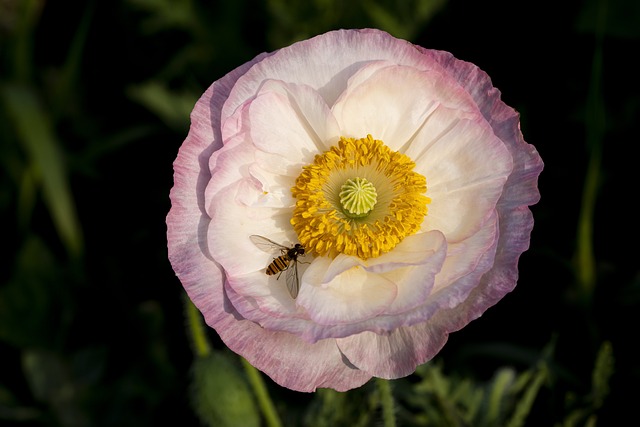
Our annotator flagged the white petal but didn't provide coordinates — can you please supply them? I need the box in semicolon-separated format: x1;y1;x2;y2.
414;115;513;242
247;80;340;163
220;29;440;122
332;63;481;151
208;184;292;277
433;211;499;293
205;134;253;204
379;231;448;314
297;257;397;325
336;322;448;379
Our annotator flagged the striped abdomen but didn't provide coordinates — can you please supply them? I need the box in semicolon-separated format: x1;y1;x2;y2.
266;255;290;275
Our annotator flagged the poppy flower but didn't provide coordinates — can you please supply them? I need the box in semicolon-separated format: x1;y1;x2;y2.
167;29;543;392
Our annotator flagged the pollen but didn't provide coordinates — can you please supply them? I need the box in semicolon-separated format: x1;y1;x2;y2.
290;135;430;260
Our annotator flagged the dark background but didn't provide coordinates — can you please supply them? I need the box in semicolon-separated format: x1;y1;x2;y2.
2;0;638;425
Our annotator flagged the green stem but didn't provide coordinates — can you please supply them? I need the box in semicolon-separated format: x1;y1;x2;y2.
12;0;39;81
185;297;211;357
576;148;599;298
241;358;283;427
377;378;397;427
575;0;605;302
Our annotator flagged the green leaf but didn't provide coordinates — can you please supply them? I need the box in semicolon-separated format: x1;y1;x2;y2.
591;341;614;409
127;81;198;133
5;0;43;81
486;368;516;424
304;383;375;427
506;366;547;427
191;352;260;427
127;0;195;33
1;84;83;257
363;0;446;40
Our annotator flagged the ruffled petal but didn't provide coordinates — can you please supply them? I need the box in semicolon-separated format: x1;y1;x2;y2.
168;54;262;301
336;323;449;379
333;63;479;151
207;183;294;279
248;80;341;165
379;231;448;315
424;49;543;207
422;48;543;313
431;212;499;293
225;232;445;342
336;215;500;379
168;57;372;392
226;320;372;392
204;133;256;211
220;29;440;123
297;257;398;324
414;114;513;242
224;269;305;322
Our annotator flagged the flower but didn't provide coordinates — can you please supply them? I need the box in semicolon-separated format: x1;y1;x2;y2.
167;29;543;392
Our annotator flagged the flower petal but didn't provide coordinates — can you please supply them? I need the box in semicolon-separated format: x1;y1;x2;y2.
414;114;513;242
168;56;372;392
336;215;499;379
227;321;372;392
208;184;292;278
379;231;448;315
424;49;543;207
297;257;398;325
432;211;499;293
217;276;373;392
311;231;449;317
248;80;340;164
424;48;543;311
204;133;255;209
332;63;478;150
337;323;449;379
168;53;261;291
225;270;305;321
220;29;437;123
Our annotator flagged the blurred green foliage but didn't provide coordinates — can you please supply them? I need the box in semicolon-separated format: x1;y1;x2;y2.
191;352;260;427
1;0;638;425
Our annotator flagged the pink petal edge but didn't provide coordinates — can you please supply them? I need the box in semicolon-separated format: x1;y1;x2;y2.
167;52;371;392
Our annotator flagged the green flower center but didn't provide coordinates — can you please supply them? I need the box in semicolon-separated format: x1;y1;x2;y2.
339;177;378;218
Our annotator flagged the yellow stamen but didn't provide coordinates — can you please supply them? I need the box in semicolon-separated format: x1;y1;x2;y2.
291;135;430;260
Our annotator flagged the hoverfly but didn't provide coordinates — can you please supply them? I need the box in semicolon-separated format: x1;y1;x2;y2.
250;235;306;299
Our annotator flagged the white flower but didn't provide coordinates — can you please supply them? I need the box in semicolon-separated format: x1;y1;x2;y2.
167;29;543;392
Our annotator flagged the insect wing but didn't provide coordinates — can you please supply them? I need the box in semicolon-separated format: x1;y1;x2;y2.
250;235;303;299
250;235;288;254
285;259;301;299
